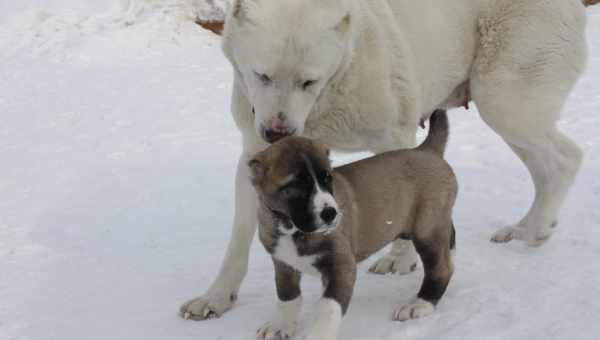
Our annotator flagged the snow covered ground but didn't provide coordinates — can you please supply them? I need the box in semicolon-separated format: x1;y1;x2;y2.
1;2;599;340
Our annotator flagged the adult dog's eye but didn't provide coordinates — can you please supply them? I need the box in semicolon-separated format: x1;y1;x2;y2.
301;80;317;90
255;72;272;85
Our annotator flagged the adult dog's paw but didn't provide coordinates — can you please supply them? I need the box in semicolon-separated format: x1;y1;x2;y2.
491;223;555;247
392;299;435;321
256;320;297;340
368;252;417;275
179;292;236;321
490;226;524;243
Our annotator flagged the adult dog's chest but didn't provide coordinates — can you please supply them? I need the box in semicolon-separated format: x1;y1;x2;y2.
302;93;393;152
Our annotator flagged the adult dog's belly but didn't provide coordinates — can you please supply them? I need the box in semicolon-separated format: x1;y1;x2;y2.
387;1;481;111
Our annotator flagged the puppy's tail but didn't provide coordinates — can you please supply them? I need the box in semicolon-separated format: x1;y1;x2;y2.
417;109;449;157
584;0;599;7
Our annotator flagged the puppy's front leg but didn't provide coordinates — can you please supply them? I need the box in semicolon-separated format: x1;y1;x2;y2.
257;260;302;340
305;257;356;340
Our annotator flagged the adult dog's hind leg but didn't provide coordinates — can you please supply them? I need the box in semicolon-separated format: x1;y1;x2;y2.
485;125;583;246
472;80;584;246
472;0;586;246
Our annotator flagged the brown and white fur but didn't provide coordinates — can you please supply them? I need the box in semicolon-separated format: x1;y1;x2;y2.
251;111;456;340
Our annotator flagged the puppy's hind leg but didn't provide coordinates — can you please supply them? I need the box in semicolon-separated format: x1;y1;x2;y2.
393;221;453;321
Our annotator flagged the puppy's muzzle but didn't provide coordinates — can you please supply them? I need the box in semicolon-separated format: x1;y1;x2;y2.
320;207;338;224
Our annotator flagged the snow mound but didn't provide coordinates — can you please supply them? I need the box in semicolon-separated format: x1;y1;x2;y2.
0;0;226;62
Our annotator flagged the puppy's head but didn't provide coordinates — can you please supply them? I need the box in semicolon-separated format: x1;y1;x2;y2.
249;137;339;233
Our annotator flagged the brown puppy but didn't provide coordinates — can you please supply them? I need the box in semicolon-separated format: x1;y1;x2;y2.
250;110;457;340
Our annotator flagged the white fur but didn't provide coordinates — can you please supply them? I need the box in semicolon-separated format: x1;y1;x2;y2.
369;238;418;274
273;235;320;276
392;298;435;321
277;221;297;236
304;298;343;340
312;190;337;221
310;179;338;231
182;0;588;320
257;297;302;340
304;153;340;230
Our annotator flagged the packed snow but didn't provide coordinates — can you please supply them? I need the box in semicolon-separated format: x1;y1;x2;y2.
1;2;599;340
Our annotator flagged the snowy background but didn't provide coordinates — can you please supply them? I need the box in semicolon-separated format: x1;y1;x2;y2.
1;2;599;340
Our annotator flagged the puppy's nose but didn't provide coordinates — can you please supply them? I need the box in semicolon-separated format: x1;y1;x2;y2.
320;207;337;224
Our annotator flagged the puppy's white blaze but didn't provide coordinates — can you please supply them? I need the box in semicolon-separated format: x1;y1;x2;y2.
273;235;320;276
304;298;343;340
303;155;338;227
309;171;338;227
313;189;337;213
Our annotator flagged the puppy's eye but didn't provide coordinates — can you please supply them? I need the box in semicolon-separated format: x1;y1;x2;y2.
279;185;296;198
301;79;317;90
255;72;272;85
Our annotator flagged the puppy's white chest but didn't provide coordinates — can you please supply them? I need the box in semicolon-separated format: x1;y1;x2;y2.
273;236;320;276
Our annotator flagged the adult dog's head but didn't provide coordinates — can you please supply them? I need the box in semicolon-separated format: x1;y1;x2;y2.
248;137;340;234
222;0;357;144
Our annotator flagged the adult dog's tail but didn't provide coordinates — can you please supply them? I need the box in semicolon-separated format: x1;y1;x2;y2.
418;109;449;157
584;0;599;7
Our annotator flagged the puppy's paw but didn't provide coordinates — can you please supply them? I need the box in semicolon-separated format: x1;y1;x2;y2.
179;292;236;321
256;320;297;340
368;253;417;275
392;299;435;321
490;226;524;243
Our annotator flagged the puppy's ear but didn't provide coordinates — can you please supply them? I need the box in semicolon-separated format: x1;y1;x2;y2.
312;140;331;158
248;153;267;185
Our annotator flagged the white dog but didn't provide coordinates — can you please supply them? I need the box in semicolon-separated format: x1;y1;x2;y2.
181;0;591;323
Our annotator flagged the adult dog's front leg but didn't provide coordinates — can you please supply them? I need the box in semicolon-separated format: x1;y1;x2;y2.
180;152;259;320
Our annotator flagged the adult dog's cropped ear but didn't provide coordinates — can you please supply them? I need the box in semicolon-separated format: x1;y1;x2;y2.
248;154;267;186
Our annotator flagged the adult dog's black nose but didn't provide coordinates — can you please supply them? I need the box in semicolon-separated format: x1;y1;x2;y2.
320;207;338;224
264;129;292;144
